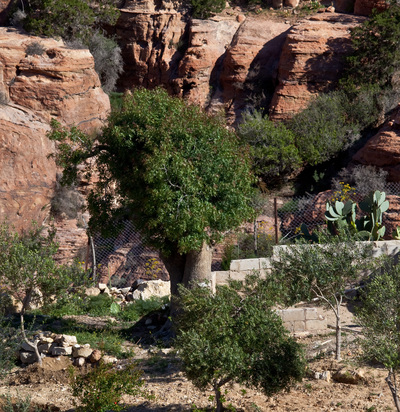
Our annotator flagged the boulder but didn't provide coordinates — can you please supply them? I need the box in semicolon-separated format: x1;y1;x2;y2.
89;349;102;363
332;368;365;384
72;346;93;358
353;105;400;182
269;14;365;121
132;280;171;300
20;351;37;364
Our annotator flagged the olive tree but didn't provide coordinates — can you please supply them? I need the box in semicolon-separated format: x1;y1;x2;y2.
356;260;400;411
0;223;80;365
49;88;255;297
175;274;305;412
271;230;373;361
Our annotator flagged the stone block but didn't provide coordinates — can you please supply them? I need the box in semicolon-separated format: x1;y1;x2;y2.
51;346;72;356
74;357;86;367
38;343;52;354
293;320;306;332
21;341;36;352
228;271;247;282
60;334;77;346
279;308;305;322
72;346;93;358
304;308;318;320
20;351;37;364
306;319;327;331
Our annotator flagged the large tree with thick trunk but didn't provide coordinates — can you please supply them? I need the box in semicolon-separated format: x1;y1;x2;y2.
49;88;255;296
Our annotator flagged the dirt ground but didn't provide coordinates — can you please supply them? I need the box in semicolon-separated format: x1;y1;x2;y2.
0;304;397;412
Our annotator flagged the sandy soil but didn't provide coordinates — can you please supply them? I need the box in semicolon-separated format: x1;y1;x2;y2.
0;304;396;412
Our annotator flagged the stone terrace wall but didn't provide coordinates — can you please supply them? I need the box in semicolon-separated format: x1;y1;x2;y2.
211;240;400;333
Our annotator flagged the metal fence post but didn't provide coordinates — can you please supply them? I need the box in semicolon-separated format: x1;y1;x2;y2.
274;197;278;245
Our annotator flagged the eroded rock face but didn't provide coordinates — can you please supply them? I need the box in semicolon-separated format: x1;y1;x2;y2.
116;1;186;90
214;17;289;123
0;28;110;232
354;0;387;16
174;16;240;107
353;105;400;182
269;13;365;121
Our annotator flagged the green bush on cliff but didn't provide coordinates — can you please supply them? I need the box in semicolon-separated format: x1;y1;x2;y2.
238;110;301;184
187;0;226;18
21;0;122;92
343;4;400;90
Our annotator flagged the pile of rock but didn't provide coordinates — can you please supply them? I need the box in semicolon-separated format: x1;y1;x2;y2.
19;332;116;366
85;279;171;304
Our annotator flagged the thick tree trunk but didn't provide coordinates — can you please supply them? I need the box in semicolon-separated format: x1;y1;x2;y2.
161;242;212;318
161;242;212;296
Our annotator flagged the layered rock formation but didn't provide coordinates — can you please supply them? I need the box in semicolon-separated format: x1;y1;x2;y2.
214;17;289;122
115;0;186;89
353;105;400;182
269;13;365;121
0;28;110;232
116;2;365;123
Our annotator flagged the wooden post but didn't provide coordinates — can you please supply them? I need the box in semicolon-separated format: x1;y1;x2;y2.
274;197;279;245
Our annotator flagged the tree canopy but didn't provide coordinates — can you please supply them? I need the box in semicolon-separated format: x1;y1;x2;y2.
49;88;255;291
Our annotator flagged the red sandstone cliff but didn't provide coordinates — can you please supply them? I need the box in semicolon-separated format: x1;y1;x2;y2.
0;28;110;235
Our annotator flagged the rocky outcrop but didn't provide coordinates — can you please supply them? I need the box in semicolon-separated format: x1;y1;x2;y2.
0;28;110;232
269;13;365;121
214;17;289;123
174;16;240;107
0;0;12;25
353;0;387;16
353;105;400;182
115;0;186;90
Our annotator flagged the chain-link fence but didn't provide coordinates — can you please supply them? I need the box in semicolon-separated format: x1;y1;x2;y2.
86;182;400;283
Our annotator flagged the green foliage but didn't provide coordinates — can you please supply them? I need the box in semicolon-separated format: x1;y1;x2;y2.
49;88;255;256
272;230;374;359
0;392;46;412
24;0;119;43
357;260;400;371
0;222;79;315
238;110;301;184
187;0;226;18
273;230;372;305
42;291;168;323
0;318;19;379
287;91;361;166
343;5;400;90
325;190;389;241
356;259;400;411
175;274;305;411
71;361;146;412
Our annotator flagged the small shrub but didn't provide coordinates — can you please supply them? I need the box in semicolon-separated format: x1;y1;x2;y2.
25;42;45;56
0;318;20;379
287;91;361;166
9;9;27;27
1;392;44;412
88;31;123;93
71;361;146;412
332;165;388;196
187;0;226;18
175;274;305;412
238;110;301;184
51;174;85;219
343;5;400;90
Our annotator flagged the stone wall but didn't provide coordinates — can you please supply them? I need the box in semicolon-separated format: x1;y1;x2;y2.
211;240;400;333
